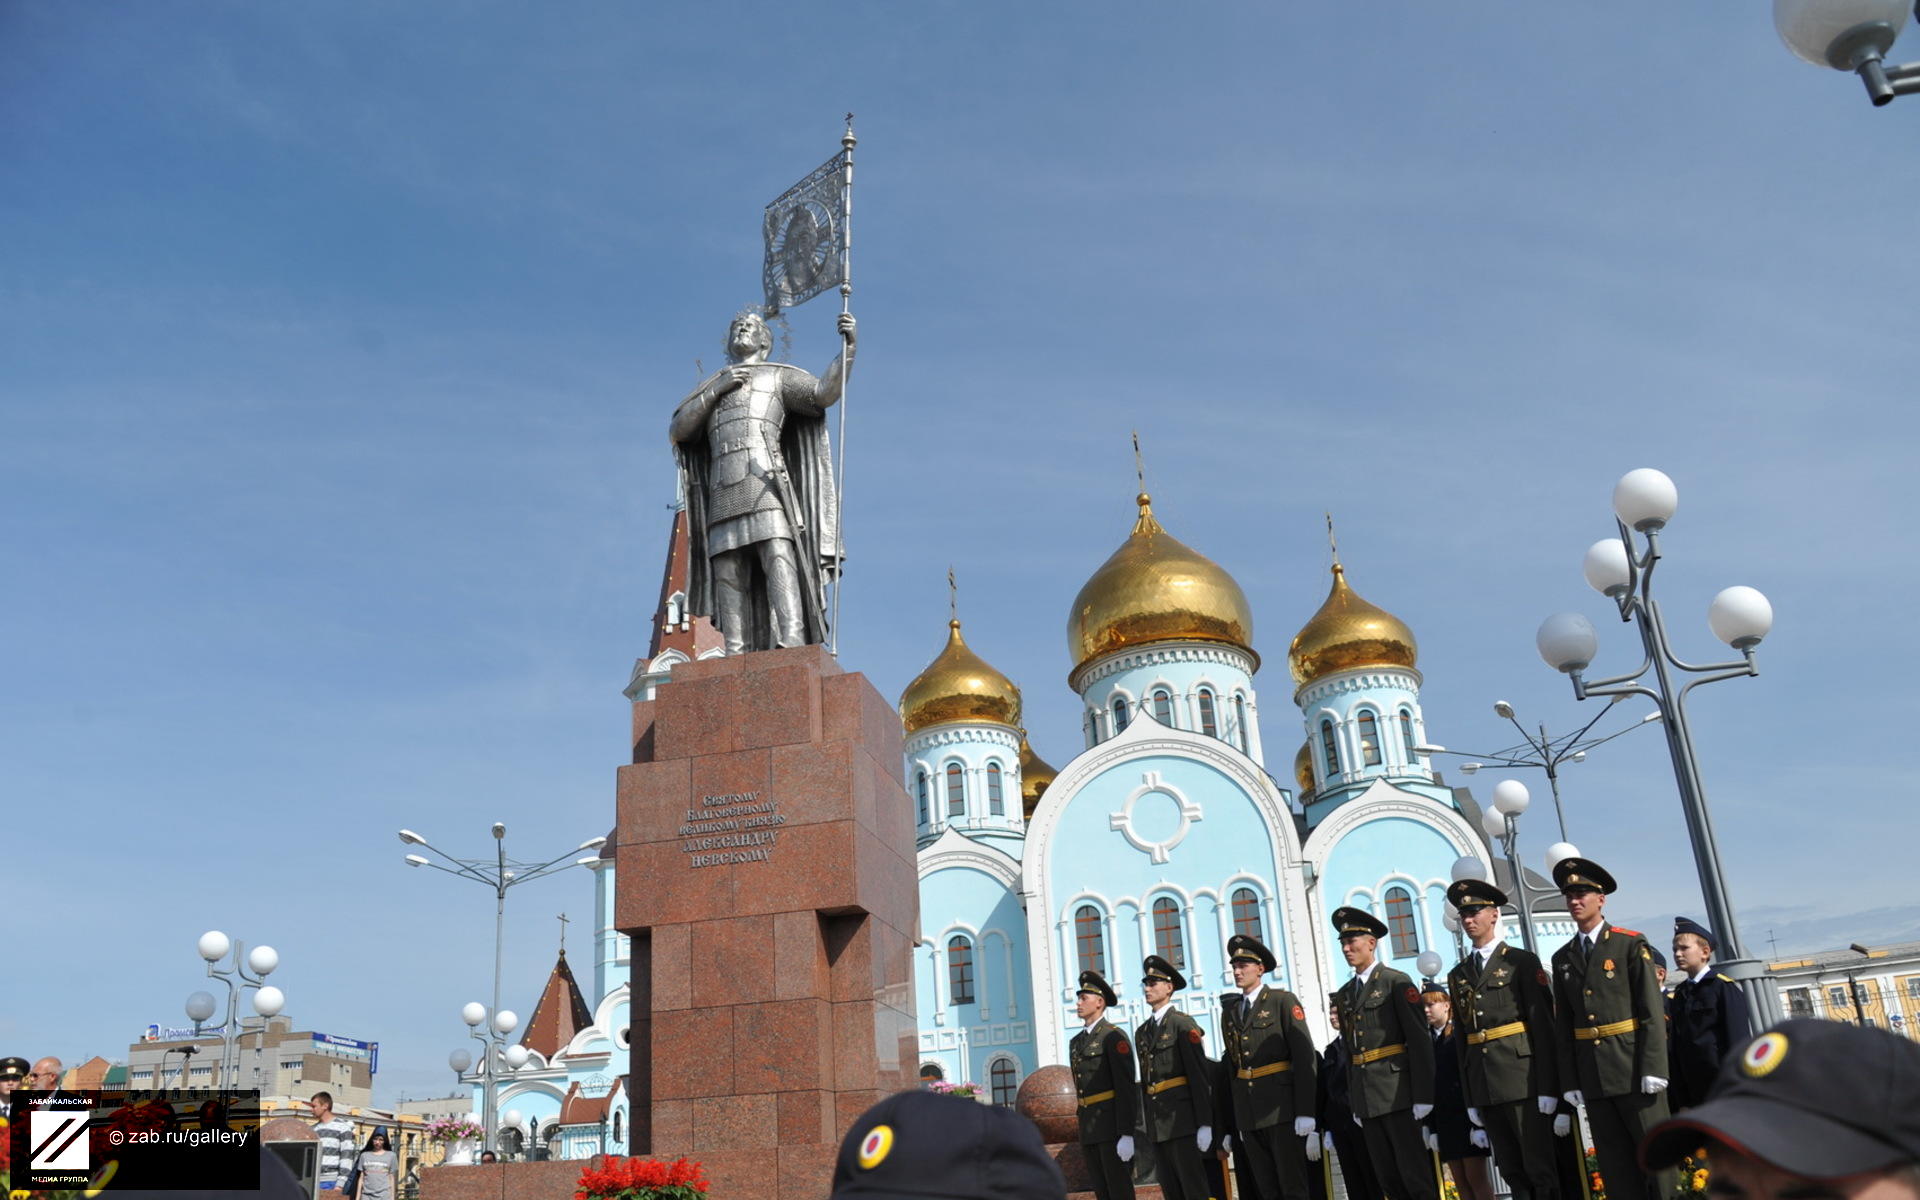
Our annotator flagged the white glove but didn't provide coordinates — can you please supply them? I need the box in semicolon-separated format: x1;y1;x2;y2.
1537;1096;1557;1115
1553;1113;1572;1138
1422;1127;1437;1152
1197;1125;1213;1153
1470;1130;1489;1150
1466;1107;1483;1127
1411;1103;1433;1121
1221;1134;1232;1155
1323;1131;1335;1151
1116;1135;1134;1163
1294;1116;1316;1137
1642;1076;1668;1095
1563;1090;1584;1108
1306;1132;1322;1162
1353;1114;1363;1129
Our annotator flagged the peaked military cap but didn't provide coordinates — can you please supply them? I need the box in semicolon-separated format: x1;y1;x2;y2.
1641;1019;1920;1178
1227;933;1277;972
1076;970;1118;1008
1331;906;1387;939
1674;915;1716;951
0;1056;25;1081
831;1089;1066;1200
1446;878;1508;912
1419;977;1448;999
1649;946;1668;971
1551;856;1617;895
1142;954;1186;991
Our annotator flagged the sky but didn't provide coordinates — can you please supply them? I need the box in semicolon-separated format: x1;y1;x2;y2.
6;3;1919;1106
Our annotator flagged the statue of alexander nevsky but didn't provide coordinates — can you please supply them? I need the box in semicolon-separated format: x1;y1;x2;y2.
670;309;855;655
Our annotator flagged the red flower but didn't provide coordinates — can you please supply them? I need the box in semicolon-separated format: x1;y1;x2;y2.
576;1156;710;1200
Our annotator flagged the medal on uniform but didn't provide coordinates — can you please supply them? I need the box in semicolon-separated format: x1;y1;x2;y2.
1603;958;1615;978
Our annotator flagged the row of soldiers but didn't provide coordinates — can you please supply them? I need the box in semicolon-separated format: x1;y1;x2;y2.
1068;855;1751;1200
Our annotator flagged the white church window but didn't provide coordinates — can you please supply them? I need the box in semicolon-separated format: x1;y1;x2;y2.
945;763;965;818
1075;905;1107;976
1320;720;1339;776
1400;710;1417;760
1151;688;1173;726
916;770;930;825
1231;887;1263;942
987;764;1005;816
1384;887;1420;958
1357;710;1382;766
948;935;975;1004
1234;695;1249;752
1112;697;1129;734
990;1057;1020;1107
1152;897;1187;970
1197;688;1219;738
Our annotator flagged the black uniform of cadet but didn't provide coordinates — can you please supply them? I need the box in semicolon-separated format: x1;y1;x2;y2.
1071;971;1140;1200
1664;916;1752;1112
1548;858;1675;1200
1423;977;1489;1166
1136;955;1214;1200
1444;879;1561;1200
1331;907;1437;1200
1219;934;1319;1200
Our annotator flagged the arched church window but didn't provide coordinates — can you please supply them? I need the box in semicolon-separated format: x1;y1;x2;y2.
1231;887;1263;941
948;934;975;1004
1400;710;1418;760
1384;887;1420;958
1152;896;1186;970
990;1057;1019;1107
945;763;965;818
1197;688;1219;738
919;1062;946;1083
1234;695;1250;752
1320;719;1339;776
916;770;930;825
1075;905;1106;976
1151;688;1173;726
987;764;1005;816
1112;697;1129;734
1357;710;1382;766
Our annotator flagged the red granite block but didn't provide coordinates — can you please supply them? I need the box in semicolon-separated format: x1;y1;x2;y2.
655;672;745;761
831;1000;879;1089
690;915;775;1002
631;698;658;764
778;1142;840;1200
735;998;833;1094
870;1001;916;1090
767;741;857;829
653;1007;732;1099
833;1089;885;1140
821;672;903;764
824;914;872;1004
867;757;915;851
650;1099;693;1155
688;748;772;812
651;922;692;1012
735;662;822;750
776;1089;834;1145
688;1146;780;1199
848;828;918;936
871;916;915;997
616;758;690;846
618;839;736;929
737;821;855;915
667;654;749;684
691;1092;779;1151
772;909;827;1001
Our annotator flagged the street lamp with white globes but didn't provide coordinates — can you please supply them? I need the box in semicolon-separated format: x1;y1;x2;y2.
1536;467;1780;1026
1773;0;1920;106
191;929;284;1091
460;1002;524;1155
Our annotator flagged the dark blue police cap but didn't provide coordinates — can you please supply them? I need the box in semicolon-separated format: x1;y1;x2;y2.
831;1089;1066;1200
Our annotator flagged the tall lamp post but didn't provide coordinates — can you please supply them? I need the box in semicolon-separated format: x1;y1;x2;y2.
457;1002;529;1155
1535;467;1781;1027
1773;0;1920;106
1414;698;1661;843
189;931;286;1090
400;822;603;1152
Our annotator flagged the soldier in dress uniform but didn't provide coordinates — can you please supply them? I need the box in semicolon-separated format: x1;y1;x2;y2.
1136;955;1214;1200
1218;933;1319;1200
1548;857;1675;1200
1331;907;1437;1200
1444;879;1561;1200
1071;970;1139;1200
1666;916;1752;1111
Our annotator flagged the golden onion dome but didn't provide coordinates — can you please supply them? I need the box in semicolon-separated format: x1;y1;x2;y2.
1067;493;1257;678
899;619;1022;735
1287;563;1418;688
1294;740;1315;796
1018;735;1057;821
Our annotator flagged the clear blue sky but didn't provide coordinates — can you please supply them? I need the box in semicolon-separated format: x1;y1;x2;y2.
6;3;1917;1104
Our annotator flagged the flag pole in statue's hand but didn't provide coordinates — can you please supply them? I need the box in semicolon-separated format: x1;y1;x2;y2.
830;114;855;658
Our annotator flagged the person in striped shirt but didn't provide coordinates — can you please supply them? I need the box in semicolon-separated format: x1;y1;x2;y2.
308;1091;356;1191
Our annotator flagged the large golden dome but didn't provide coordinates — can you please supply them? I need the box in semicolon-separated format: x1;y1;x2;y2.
1287;563;1418;687
899;620;1022;735
1294;740;1315;796
1018;735;1056;821
1067;493;1257;677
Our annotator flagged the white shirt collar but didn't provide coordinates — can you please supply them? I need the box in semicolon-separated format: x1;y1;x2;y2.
1689;966;1713;984
1242;982;1264;1002
1474;939;1502;962
1355;963;1377;985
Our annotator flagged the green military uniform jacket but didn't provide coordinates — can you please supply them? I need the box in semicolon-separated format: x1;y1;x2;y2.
1550;922;1668;1100
1337;964;1434;1119
1071;1016;1140;1145
1447;941;1559;1107
1219;985;1318;1132
1135;1005;1213;1142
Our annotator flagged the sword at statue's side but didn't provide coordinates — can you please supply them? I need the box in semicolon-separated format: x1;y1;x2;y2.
829;114;855;658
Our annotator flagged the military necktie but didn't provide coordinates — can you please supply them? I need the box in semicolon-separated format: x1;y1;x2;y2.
1468;952;1483;984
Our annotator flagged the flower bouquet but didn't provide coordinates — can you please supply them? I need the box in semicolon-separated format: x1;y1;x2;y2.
575;1156;709;1200
426;1118;484;1143
926;1079;982;1101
